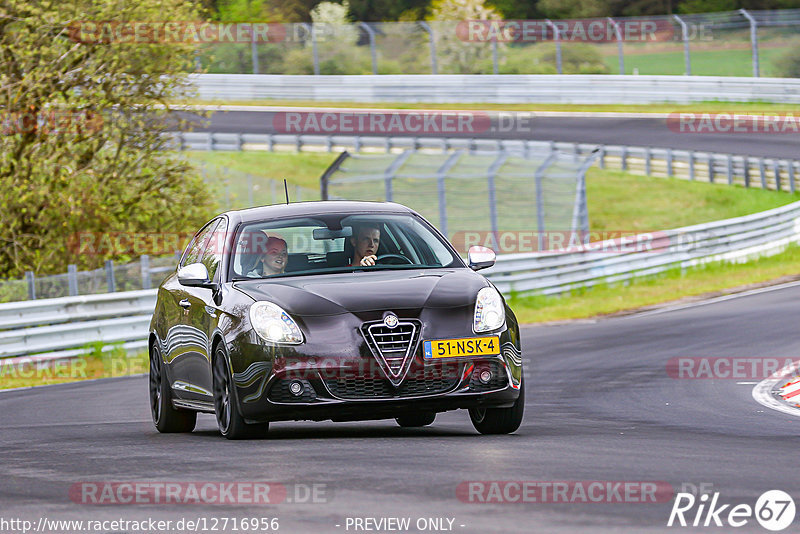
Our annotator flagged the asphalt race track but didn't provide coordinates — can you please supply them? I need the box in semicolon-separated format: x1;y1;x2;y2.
2;284;799;533
188;110;800;159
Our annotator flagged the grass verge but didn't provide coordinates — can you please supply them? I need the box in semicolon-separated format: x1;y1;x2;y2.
508;244;800;323
0;344;148;390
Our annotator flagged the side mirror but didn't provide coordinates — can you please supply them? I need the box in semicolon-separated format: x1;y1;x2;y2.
468;245;496;271
177;262;211;287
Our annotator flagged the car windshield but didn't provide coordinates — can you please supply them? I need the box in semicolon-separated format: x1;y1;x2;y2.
229;213;461;279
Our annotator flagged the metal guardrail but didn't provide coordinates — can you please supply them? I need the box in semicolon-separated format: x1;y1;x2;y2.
0;290;156;360
4;197;800;362
190;74;800;104
173;132;800;193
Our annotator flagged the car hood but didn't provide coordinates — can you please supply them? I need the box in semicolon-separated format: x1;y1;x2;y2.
233;268;489;316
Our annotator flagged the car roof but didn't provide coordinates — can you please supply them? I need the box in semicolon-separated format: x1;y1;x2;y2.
224;200;415;224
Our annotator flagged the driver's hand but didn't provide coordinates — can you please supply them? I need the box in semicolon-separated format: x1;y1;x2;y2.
360;255;377;266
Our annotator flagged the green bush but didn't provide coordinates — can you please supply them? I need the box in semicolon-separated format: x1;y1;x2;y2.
486;43;610;74
772;48;800;78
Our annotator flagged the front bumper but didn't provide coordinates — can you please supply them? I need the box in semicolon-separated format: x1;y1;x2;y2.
232;345;522;424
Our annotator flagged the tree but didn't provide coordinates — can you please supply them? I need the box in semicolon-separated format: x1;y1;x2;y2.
0;0;214;277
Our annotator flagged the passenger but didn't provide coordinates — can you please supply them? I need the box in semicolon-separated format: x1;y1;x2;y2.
248;235;288;277
350;224;381;267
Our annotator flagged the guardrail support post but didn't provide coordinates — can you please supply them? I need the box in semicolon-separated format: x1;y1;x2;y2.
740;9;760;77
26;271;36;300
141;255;151;290
673;15;691;76
105;260;116;293
360;23;378;75
666;148;674;177
608;18;624;74
708;155;714;183
546;20;563;74
419;22;438;75
727;155;734;185
689;151;695;181
789;161;796;193
744;157;751;187
67;264;78;296
759;158;767;189
621;146;628;171
773;161;781;191
598;145;606;169
645;147;652;176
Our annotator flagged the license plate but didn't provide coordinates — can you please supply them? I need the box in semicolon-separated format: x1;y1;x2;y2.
423;336;500;359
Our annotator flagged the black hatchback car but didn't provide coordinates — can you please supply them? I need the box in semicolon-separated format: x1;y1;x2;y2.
149;201;523;439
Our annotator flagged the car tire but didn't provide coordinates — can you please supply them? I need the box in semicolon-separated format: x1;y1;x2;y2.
468;376;525;435
213;346;269;440
149;343;197;433
395;412;436;427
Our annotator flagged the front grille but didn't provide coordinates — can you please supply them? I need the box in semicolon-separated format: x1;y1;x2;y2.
365;322;417;375
323;364;460;399
469;360;508;392
268;379;317;403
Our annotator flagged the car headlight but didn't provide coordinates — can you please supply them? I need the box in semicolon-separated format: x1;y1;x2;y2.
249;301;304;344
473;287;506;333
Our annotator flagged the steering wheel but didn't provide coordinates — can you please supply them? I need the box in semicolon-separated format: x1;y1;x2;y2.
375;254;413;265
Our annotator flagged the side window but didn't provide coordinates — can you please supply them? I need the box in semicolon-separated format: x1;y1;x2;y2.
181;220;220;268
201;218;227;281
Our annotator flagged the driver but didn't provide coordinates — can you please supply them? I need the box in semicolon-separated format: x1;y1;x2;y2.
350;224;380;267
248;234;288;277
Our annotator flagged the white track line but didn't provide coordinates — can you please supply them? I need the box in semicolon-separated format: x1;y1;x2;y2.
752;359;800;418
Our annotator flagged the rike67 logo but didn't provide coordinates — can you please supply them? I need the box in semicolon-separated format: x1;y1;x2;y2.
668;490;796;531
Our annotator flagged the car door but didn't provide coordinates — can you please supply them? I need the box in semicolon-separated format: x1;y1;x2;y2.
181;217;228;400
167;219;220;401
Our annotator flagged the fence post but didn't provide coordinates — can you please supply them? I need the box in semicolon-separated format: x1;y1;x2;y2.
141;255;152;289
360;23;378;75
419;22;438;75
302;23;320;75
546;20;562;74
486;152;508;250
491;36;499;75
105;260;116;293
598;145;606;169
435;151;463;239
740;9;760;77
26;271;36;300
534;153;556;251
67;264;78;296
673;15;691;76
251;24;259;74
319;150;350;201
607;17;624;74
